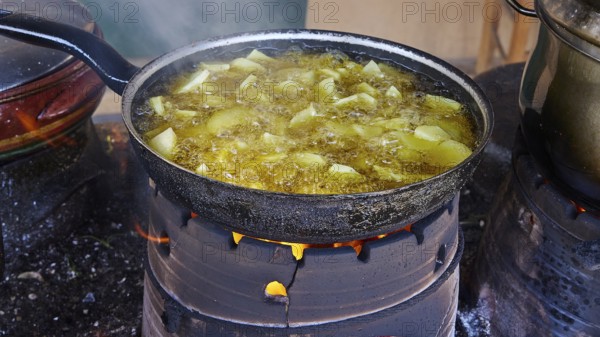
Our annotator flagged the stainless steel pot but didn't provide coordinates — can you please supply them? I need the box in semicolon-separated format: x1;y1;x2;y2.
508;0;600;205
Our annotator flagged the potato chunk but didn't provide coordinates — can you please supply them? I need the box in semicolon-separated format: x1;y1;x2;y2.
328;164;363;180
176;69;210;94
414;125;451;142
149;127;177;159
200;63;230;72
427;139;473;166
247;49;274;62
230;58;266;73
334;93;377;110
385;86;402;99
292;152;327;167
362;60;383;76
173;109;198;118
317;77;336;102
206;107;255;134
319;68;341;81
289;104;318;128
357;82;378;97
423;94;462;112
149;96;165;116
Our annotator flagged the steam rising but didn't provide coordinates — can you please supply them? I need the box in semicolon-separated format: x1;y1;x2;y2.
79;0;307;58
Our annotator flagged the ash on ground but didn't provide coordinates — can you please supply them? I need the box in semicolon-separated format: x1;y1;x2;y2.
0;121;149;336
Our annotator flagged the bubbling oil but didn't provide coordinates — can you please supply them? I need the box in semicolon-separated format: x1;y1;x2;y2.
137;49;477;194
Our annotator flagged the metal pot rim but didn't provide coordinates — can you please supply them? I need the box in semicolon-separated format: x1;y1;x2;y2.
538;1;600;62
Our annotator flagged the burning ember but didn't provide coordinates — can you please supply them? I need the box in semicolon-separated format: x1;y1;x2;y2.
569;200;587;214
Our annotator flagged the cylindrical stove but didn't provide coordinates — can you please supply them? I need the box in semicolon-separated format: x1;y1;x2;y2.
474;131;600;337
142;185;463;337
469;57;600;336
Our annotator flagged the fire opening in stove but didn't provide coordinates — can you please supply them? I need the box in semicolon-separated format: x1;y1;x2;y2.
231;221;413;260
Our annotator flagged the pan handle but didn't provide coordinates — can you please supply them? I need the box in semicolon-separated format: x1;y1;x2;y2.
0;10;139;95
505;0;537;17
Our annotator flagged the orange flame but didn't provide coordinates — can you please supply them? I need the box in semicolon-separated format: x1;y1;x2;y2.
134;223;170;244
190;212;412;260
569;200;587;214
232;223;412;260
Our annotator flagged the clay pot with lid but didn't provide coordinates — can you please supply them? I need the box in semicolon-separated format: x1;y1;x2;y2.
0;0;106;276
508;0;600;205
0;0;105;162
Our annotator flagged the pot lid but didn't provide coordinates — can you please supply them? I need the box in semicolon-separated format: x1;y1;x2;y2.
0;0;95;91
539;0;600;48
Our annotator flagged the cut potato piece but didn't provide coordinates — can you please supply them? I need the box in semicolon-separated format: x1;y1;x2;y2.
325;121;356;137
144;125;170;140
336;68;349;76
362;60;382;76
319;68;341;81
200;63;230;72
176;69;210;94
195;163;210;175
344;61;360;70
427;139;472;166
239;74;266;102
333;93;377;110
420;115;473;145
240;74;258;92
385;86;402;99
149;96;165;116
258;152;287;162
356;82;378;97
333;94;359;107
373;165;432;184
261;132;291;147
372;117;412;130
390;131;438;151
328;164;362;180
357;93;377;110
317;77;336;103
247;49;274;62
202;95;227;108
423;94;462;112
373;165;404;182
233;139;249;151
174;109;198;118
292;152;327;167
414;125;451;142
275;80;302;96
351;124;384;139
289;104;318;127
149;127;177;159
230;58;266;73
298;70;315;84
206;107;255;134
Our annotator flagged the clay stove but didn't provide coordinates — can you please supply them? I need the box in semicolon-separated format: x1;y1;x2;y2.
141;186;463;337
471;66;600;336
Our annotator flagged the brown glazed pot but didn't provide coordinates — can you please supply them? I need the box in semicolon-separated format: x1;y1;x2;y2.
0;1;105;161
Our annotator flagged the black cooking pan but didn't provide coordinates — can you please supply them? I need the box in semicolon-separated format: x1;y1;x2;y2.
0;10;493;243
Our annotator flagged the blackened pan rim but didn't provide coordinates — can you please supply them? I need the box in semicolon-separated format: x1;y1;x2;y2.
121;29;493;199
